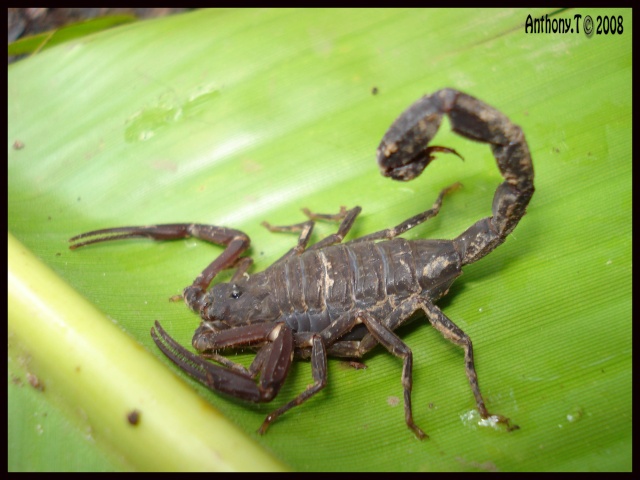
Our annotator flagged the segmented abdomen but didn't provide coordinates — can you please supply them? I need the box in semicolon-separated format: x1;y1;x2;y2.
266;238;462;333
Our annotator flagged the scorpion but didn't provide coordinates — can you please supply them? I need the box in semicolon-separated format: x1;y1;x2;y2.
70;89;534;439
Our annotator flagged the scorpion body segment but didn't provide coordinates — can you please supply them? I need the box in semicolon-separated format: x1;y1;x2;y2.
70;89;533;439
194;237;463;346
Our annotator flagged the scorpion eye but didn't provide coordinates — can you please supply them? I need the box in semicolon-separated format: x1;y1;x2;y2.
230;284;242;299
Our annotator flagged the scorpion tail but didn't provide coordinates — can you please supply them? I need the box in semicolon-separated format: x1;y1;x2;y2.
377;88;534;265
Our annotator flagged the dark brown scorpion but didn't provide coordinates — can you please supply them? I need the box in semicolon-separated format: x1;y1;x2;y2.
70;89;534;439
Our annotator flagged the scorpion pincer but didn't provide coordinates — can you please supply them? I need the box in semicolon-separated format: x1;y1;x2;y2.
70;88;534;439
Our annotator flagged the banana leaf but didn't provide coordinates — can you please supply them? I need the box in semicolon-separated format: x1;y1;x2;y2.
8;8;631;471
8;14;136;55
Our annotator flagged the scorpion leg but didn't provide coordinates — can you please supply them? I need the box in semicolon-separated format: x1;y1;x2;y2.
352;298;518;430
258;334;328;434
305;310;428;439
229;256;253;283
349;182;461;244
307;206;361;250
261;218;315;257
354;310;426;440
262;206;362;261
420;301;514;428
324;297;515;435
69;224;251;313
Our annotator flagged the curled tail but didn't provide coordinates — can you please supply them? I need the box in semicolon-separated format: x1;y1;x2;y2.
377;88;534;265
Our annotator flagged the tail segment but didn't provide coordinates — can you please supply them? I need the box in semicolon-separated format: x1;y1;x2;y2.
377;88;534;265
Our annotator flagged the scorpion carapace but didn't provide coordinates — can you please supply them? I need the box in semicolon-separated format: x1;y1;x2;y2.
70;89;533;439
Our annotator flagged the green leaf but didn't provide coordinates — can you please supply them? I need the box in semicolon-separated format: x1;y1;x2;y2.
8;233;287;471
8;8;631;471
8;14;136;55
